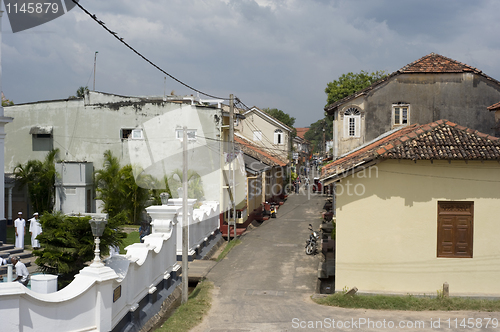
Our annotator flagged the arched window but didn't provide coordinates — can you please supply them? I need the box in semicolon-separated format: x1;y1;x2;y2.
343;107;361;138
274;129;284;144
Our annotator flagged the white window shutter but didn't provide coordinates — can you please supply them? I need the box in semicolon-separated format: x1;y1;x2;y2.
355;116;361;137
343;117;349;137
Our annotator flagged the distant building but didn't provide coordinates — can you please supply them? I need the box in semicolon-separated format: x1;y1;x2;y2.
325;53;500;158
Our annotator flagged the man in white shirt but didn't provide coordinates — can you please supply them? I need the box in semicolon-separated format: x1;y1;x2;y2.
29;212;42;249
11;256;29;286
14;212;25;249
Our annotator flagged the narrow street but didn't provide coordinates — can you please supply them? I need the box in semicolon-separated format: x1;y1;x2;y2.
191;173;498;332
191;185;328;332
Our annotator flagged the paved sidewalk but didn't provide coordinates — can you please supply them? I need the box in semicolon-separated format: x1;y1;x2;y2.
190;191;498;332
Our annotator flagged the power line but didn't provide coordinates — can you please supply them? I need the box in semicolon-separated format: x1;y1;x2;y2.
71;0;228;100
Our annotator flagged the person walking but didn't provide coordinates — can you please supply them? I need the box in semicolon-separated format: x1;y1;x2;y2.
11;256;30;286
14;212;26;249
29;212;42;249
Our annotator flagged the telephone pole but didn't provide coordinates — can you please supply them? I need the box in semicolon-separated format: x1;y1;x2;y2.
93;51;98;91
182;127;188;304
229;94;236;239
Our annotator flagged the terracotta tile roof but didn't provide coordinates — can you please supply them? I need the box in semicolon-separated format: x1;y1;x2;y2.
295;127;309;139
321;119;500;182
487;101;500;111
399;53;481;74
325;53;500;113
235;135;288;167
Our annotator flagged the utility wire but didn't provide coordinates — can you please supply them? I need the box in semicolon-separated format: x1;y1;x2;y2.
71;0;228;100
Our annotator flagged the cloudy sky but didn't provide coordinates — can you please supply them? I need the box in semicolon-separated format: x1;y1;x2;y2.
1;0;500;127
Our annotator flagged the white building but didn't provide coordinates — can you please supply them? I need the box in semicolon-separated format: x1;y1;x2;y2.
4;91;226;216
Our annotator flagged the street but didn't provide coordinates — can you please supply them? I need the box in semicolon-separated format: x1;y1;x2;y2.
190;182;498;332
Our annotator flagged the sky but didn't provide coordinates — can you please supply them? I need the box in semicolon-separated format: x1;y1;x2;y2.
1;0;500;127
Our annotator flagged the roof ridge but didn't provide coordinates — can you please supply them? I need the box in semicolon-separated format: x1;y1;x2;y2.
325;54;500;113
399;53;481;74
377;119;500;158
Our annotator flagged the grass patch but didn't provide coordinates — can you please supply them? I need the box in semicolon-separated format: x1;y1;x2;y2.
313;292;500;311
155;281;214;332
216;239;241;262
119;230;140;254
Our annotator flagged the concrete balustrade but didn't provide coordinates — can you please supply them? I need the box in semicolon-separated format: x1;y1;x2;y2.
168;199;220;260
0;200;220;332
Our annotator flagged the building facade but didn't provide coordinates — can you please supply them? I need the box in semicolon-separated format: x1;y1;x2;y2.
325;53;500;157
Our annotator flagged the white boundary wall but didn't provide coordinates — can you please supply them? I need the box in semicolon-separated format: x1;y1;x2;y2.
0;201;220;332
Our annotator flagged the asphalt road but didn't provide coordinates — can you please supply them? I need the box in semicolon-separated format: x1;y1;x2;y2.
191;190;498;332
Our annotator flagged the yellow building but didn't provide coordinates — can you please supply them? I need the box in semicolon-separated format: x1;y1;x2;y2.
321;119;500;297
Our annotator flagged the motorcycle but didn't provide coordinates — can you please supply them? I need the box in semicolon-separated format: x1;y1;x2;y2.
270;202;277;218
305;223;320;255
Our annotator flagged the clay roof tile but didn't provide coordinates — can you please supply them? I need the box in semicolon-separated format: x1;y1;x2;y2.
321;119;500;181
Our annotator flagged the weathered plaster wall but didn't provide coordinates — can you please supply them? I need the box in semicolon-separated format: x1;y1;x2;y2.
237;110;290;162
4;92;223;209
335;160;500;296
5;97;180;172
334;73;500;156
364;73;499;141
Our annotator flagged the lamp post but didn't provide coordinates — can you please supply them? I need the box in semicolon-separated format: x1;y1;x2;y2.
93;51;98;91
160;192;170;205
89;218;108;267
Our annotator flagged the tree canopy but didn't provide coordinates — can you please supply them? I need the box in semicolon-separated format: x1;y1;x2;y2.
94;150;154;224
325;70;387;107
304;119;332;153
68;86;89;99
263;108;297;137
34;212;126;289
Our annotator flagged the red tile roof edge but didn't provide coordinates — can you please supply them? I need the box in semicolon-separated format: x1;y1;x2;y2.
487;101;500;111
321;119;500;180
234;135;288;167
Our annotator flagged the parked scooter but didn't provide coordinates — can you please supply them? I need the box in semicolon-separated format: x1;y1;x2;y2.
270;202;277;218
305;223;320;255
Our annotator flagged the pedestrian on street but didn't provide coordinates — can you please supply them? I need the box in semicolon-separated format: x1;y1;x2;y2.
14;212;26;249
29;212;42;250
11;256;30;286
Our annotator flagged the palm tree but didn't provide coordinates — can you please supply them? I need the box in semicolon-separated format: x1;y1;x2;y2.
95;151;154;224
14;149;59;213
76;86;89;98
168;169;204;200
94;150;123;218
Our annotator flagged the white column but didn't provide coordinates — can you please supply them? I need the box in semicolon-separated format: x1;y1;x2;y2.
7;185;12;222
0;11;13;222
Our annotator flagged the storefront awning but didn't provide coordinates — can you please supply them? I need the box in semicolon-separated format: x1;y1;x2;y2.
243;154;270;175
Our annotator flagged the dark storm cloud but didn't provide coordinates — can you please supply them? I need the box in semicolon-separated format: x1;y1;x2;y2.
1;0;500;127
